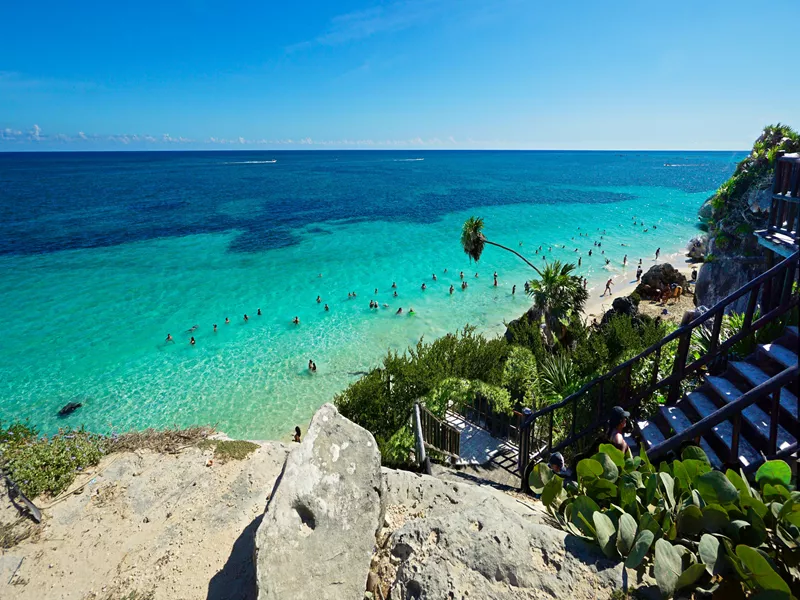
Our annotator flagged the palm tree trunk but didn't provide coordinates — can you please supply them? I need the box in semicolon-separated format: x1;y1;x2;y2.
484;240;542;274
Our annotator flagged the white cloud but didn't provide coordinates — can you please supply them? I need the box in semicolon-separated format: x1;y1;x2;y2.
29;124;42;140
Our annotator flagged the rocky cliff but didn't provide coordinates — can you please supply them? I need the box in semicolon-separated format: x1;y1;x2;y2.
693;124;799;309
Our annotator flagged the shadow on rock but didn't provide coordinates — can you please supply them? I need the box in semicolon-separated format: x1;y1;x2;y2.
207;514;262;600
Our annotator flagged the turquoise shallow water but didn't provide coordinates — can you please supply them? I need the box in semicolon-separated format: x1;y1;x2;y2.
0;151;742;439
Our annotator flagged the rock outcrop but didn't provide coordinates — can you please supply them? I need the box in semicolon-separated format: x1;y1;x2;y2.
635;263;688;299
373;469;630;600
694;258;764;313
254;403;384;600
600;296;638;325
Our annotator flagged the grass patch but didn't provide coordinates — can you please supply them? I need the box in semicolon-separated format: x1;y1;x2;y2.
197;439;260;462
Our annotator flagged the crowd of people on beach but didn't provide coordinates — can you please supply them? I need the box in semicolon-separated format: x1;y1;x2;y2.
163;217;672;372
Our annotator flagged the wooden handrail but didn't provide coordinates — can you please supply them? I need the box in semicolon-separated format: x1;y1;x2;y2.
519;249;799;471
648;366;798;461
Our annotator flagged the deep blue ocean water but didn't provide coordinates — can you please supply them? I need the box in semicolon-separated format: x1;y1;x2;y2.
0;150;744;440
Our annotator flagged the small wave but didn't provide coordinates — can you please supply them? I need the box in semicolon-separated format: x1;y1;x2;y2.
393;158;425;162
224;160;277;165
663;163;706;168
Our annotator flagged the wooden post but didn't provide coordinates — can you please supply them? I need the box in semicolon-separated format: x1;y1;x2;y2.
770;388;780;456
762;251;775;314
710;311;724;352
547;411;554;451
668;331;691;405
744;286;760;329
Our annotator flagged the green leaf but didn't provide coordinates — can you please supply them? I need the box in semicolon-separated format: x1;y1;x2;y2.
659;472;676;509
638;512;661;539
676;562;707;590
726;468;752;498
755;460;792;488
591;452;619;482
695;471;739;505
639;444;652;472
593;511;620;559
762;483;791;503
620;479;637;513
736;544;791;593
699;533;725;576
728;519;766;547
616;511;637;556
701;504;730;533
625;529;654;569
682;459;711;482
681;445;711;465
528;461;553;494
585;478;618;502
654;539;682;598
598;443;625;468
646;473;660;506
672;460;691;492
740;495;769;520
541;475;563;508
678;505;704;536
570;496;600;537
576;458;603;483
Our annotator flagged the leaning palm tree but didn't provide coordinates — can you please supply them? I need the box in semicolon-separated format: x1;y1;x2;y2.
461;217;541;272
461;217;587;342
527;260;589;344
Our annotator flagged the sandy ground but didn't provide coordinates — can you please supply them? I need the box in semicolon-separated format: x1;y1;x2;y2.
1;442;290;600
583;258;697;326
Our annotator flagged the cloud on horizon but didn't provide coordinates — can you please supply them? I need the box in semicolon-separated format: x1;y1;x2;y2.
0;124;467;149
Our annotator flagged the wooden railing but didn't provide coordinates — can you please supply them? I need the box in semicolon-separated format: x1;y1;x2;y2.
518;250;800;474
770;156;800;245
457;395;525;446
415;402;461;459
648;366;799;467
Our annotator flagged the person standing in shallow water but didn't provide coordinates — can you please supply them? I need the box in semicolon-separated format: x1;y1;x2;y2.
293;426;301;443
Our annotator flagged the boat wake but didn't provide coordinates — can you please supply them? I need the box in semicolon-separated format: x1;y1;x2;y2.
393;158;424;162
224;160;277;164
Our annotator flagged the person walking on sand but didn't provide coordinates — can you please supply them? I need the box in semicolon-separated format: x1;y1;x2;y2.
512;284;516;295
623;255;627;266
636;266;643;281
655;248;661;261
578;257;582;267
604;278;613;296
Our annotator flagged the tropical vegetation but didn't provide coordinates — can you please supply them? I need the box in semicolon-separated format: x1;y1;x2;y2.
531;445;800;599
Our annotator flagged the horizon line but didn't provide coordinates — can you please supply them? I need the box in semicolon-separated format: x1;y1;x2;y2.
0;147;750;154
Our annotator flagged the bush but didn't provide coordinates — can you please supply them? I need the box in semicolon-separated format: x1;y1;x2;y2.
532;446;800;599
501;346;539;407
505;312;547;362
629;292;641;306
2;425;107;498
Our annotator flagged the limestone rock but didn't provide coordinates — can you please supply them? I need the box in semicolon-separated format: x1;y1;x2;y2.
379;470;628;600
687;235;707;261
635;263;687;299
695;259;764;314
600;296;638;325
255;404;384;600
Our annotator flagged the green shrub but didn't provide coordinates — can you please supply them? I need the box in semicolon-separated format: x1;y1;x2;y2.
2;426;107;498
505;313;547;362
533;447;799;599
629;292;641;306
501;346;539;407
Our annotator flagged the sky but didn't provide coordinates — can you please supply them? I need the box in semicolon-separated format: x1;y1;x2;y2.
1;0;798;151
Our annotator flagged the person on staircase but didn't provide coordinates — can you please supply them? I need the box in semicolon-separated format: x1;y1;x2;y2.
607;406;631;455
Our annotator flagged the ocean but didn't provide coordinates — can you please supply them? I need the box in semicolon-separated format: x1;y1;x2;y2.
0;150;743;440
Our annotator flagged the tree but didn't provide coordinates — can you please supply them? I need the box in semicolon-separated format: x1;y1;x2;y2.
527;260;588;344
460;217;587;343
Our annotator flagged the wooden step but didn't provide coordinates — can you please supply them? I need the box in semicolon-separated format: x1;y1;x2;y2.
761;343;799;369
706;376;797;451
729;361;799;419
686;391;762;468
658;405;722;468
637;419;665;449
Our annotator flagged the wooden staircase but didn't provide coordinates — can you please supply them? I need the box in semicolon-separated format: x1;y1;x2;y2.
639;324;799;470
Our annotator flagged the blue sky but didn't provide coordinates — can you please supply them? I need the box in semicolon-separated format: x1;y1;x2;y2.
1;0;798;150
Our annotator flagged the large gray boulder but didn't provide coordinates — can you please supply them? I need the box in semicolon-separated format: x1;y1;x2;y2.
255;404;384;600
695;259;764;313
635;263;688;299
376;470;630;600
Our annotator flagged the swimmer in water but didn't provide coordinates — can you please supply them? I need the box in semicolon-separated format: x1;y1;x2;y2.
409;308;415;315
578;257;582;267
190;336;196;345
392;282;397;288
213;324;217;332
605;258;610;265
512;284;516;295
324;304;329;311
460;271;464;280
393;291;398;297
396;307;403;314
311;361;317;372
308;359;314;371
257;308;262;316
432;274;437;281
244;314;249;322
623;255;627;266
348;292;352;298
475;272;479;278
493;276;498;287
421;283;427;290
588;249;593;256
225;317;230;325
166;334;173;342
316;296;321;303
293;316;299;324
374;288;378;294
449;285;454;294
186;325;199;333
352;291;357;297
